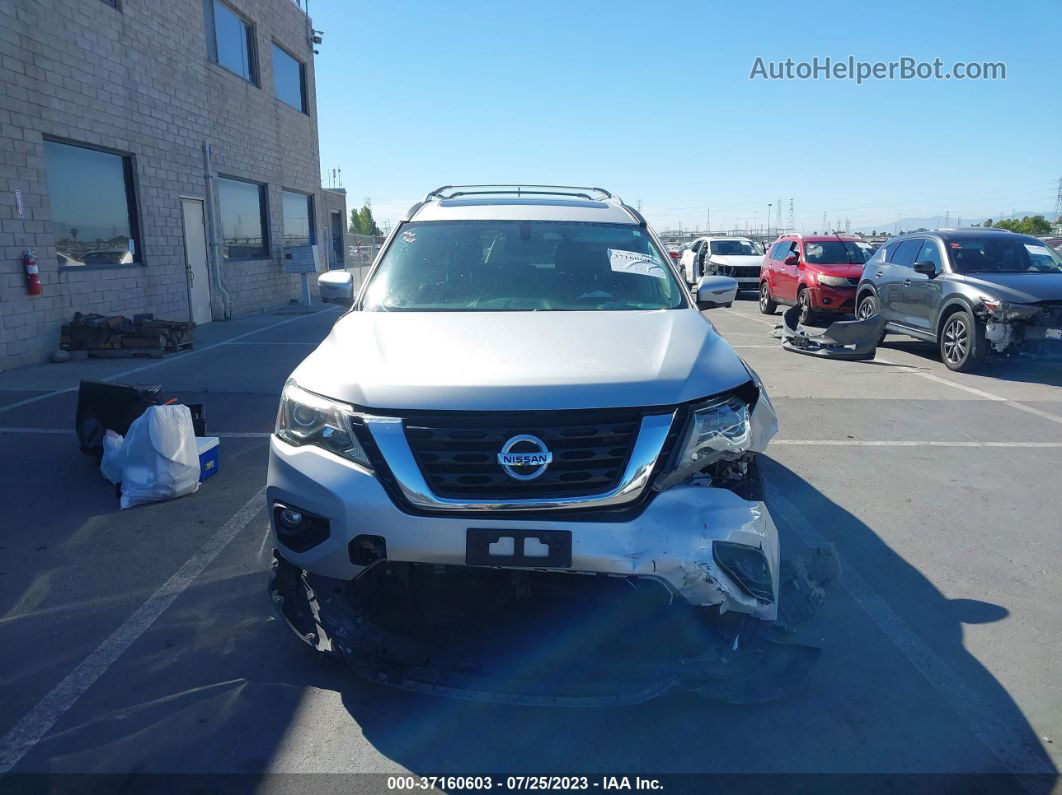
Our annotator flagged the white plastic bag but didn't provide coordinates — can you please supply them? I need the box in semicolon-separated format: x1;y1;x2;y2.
100;429;125;485
119;404;200;509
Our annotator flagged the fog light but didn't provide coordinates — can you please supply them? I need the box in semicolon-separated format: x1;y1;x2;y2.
821;297;832;305
280;509;304;528
713;541;774;603
272;503;330;552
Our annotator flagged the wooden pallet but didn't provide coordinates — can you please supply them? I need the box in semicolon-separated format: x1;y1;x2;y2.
83;341;193;359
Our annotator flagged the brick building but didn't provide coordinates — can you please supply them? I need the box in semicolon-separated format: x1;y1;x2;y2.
0;0;344;369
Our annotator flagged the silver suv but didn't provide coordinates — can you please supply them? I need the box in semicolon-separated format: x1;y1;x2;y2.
269;185;807;704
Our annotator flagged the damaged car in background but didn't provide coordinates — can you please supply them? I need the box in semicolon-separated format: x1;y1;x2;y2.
269;185;837;706
856;228;1062;371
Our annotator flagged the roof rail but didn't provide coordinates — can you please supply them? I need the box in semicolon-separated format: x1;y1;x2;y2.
424;184;615;202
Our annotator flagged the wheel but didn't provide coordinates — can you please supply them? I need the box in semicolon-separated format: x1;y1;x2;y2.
857;294;876;319
858;294;887;344
759;282;778;315
939;309;985;372
797;288;817;325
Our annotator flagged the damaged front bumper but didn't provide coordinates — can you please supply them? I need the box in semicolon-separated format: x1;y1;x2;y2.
269;437;785;620
981;301;1062;360
269;551;830;706
774;305;885;360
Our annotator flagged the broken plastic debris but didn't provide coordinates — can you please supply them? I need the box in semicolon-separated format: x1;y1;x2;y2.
773;306;885;360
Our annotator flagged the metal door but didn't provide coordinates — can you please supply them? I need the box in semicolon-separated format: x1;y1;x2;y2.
181;199;212;325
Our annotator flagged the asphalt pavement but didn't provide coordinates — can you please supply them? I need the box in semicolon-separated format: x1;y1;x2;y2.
0;297;1059;793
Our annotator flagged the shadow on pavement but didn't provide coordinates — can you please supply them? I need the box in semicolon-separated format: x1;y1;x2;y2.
880;339;1062;386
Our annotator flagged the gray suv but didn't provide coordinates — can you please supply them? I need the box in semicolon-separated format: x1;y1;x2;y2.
268;185;813;704
856;228;1062;371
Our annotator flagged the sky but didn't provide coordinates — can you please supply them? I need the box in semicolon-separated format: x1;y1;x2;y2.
311;0;1060;234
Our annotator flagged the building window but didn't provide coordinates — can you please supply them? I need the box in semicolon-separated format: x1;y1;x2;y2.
43;140;141;268
217;177;268;260
208;0;257;83
282;190;314;247
272;43;307;112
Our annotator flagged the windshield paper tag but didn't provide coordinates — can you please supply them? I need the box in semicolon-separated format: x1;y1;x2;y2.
608;249;666;279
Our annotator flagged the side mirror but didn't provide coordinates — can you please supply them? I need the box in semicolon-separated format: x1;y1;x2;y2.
913;261;937;277
318;270;354;306
696;275;738;309
783;254;799;267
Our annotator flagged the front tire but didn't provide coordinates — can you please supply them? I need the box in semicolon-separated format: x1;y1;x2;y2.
759;282;778;315
858;294;887;345
797;288;817;325
939;309;985;372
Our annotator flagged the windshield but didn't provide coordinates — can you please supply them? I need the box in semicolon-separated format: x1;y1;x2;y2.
947;237;1062;274
803;240;873;265
710;240;762;256
361;221;686;311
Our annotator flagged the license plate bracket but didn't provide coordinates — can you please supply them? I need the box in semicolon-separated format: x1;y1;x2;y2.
466;529;572;568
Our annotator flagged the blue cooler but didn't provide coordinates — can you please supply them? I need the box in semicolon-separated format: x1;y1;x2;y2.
196;436;220;481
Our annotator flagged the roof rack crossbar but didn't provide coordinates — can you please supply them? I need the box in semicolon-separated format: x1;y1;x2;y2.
424;184;614;202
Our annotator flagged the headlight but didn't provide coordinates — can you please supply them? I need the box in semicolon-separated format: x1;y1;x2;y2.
275;380;371;467
980;298;1038;321
654;394;751;490
817;274;850;287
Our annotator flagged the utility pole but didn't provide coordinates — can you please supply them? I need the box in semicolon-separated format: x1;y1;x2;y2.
706;208;710;234
945;210;950;227
767;203;772;238
822;212;828;234
787;199;795;234
1053;177;1062;223
775;198;782;234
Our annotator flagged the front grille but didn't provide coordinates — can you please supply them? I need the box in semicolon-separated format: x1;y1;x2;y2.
721;265;760;277
404;408;646;499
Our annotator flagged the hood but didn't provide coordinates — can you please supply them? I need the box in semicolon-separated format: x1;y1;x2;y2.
813;263;864;279
291;309;752;411
954;272;1062;304
710;255;763;268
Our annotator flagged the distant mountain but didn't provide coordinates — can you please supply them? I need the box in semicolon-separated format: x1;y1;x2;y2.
852;210;1056;235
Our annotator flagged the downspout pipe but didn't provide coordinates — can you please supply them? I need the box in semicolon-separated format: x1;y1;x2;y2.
203;142;232;319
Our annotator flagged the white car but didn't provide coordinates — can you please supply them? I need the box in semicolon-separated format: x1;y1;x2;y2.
681;237;765;289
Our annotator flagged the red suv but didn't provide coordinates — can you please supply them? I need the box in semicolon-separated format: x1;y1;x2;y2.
759;234;873;323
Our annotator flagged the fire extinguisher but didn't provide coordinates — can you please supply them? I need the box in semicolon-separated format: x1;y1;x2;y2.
23;249;42;297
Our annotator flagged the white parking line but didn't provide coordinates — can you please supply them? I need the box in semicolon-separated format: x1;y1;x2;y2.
875;358;1062;427
720;309;1062;428
766;486;1053;780
0;309;337;415
721;308;778;326
0;486;267;774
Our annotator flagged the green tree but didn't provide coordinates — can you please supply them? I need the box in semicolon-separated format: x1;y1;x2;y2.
992;215;1051;235
349;208;361;234
357;205;381;236
1022;215;1052;235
